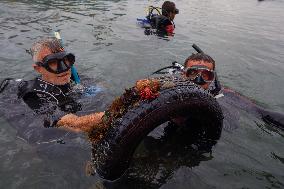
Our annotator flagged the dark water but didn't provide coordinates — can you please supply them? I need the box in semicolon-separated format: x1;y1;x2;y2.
0;0;283;188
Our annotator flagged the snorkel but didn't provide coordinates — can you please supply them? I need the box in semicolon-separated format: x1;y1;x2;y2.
192;43;204;53
54;31;104;96
186;44;211;85
151;43;222;96
54;31;81;84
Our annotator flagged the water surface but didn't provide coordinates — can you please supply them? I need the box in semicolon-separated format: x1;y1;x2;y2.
0;0;283;188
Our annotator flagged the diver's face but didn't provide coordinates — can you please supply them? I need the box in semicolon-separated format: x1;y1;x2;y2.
169;7;178;21
33;50;71;85
169;12;174;21
184;60;214;90
37;66;71;85
169;11;176;21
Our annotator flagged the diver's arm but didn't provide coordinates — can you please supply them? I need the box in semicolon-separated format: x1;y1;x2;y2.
22;92;66;127
256;107;284;130
56;112;104;132
222;88;284;130
22;92;50;112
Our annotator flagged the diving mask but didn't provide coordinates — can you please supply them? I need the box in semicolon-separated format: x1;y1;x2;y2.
184;65;215;84
174;8;179;14
36;51;75;74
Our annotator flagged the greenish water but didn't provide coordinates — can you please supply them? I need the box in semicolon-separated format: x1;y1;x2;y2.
0;0;283;188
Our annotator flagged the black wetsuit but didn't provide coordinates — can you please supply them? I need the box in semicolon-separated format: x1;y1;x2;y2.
217;88;284;130
17;78;81;127
150;15;175;35
165;77;284;152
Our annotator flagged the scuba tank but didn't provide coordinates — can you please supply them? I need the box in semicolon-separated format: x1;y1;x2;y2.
137;6;162;28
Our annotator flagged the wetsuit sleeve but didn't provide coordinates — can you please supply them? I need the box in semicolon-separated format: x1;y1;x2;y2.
222;88;284;129
257;108;284;129
22;92;48;111
22;92;64;127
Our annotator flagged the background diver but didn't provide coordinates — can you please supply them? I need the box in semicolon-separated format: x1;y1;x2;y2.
139;1;179;36
155;44;284;131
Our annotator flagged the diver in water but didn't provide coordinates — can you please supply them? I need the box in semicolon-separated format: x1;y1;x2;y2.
181;51;284;130
18;37;103;132
182;52;221;96
148;1;179;36
161;50;283;152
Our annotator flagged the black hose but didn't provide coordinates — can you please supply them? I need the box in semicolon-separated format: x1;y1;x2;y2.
152;65;181;75
147;6;161;20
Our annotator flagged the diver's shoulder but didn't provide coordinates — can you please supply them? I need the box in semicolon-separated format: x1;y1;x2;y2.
17;78;37;98
217;87;247;101
151;15;170;24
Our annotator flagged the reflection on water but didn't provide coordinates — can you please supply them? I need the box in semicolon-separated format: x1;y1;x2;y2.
0;0;283;188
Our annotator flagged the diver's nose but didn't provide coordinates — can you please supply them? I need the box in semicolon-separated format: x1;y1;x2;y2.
193;75;206;85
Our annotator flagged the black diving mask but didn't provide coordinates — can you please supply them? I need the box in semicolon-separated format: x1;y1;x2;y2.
174;8;179;14
184;65;215;85
36;51;75;74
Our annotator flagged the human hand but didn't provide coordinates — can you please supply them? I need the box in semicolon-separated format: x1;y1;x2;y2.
56;112;104;133
90;112;104;125
57;114;84;132
57;114;78;127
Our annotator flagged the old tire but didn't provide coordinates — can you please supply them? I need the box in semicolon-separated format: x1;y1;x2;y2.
92;75;223;180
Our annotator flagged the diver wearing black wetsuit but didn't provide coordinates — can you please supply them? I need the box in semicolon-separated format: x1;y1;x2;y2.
17;77;81;128
150;15;175;35
182;51;284;130
18;77;81;115
0;37;105;145
147;1;178;36
15;37;82;128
